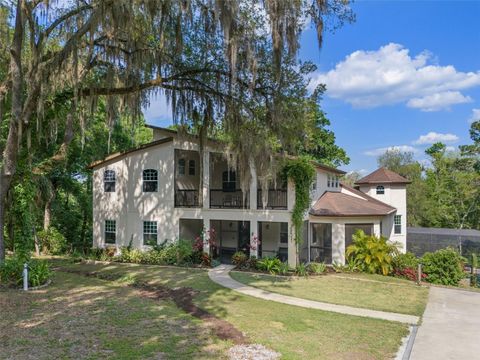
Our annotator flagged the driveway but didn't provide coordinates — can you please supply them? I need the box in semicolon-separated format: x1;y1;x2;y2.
410;286;480;359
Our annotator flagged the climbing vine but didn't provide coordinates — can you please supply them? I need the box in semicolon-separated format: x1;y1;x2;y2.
282;157;316;261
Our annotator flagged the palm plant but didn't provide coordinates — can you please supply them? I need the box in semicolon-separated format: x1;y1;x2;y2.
346;230;400;276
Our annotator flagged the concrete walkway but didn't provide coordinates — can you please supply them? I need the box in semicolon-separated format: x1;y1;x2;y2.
410;286;480;359
208;265;419;325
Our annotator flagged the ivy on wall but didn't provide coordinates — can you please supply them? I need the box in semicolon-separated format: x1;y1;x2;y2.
282;157;315;262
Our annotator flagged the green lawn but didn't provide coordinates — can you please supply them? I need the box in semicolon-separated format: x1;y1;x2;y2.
230;271;429;316
1;261;412;359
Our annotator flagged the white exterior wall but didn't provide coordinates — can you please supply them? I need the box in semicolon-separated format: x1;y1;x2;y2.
359;184;407;252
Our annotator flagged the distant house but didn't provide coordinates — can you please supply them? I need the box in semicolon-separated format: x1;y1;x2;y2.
407;227;480;257
89;125;408;266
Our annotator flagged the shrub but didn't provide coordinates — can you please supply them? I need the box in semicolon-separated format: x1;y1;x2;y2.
392;252;419;272
295;263;308;276
421;248;465;286
232;251;248;268
394;267;427;282
257;257;283;275
37;227;67;255
246;256;258;270
277;261;290;275
0;257;51;288
308;262;326;274
346;230;399;275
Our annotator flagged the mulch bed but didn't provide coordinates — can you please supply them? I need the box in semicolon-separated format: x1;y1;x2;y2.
58;268;248;345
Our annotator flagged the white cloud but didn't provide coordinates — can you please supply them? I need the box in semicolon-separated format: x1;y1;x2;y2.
445;146;457;152
309;43;480;111
364;145;418;157
413;132;459;145
469;108;480;123
407;91;472;112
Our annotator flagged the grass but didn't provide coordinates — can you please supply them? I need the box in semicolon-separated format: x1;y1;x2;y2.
1;260;412;359
230;271;429;316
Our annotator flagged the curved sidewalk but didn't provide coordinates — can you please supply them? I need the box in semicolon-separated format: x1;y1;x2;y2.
208;264;419;325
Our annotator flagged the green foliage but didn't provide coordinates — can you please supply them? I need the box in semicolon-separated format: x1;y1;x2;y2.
0;257;51;288
295;263;308;276
307;262;326;274
346;230;399;276
282;157;316;251
256;257;284;275
37;227;67;255
421;248;465;286
232;251;248;268
392;252;419;272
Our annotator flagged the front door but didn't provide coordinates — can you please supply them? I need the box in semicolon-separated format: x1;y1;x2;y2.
345;224;373;249
238;221;250;253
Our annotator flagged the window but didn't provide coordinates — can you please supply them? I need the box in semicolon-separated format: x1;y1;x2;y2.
394;215;402;234
143;221;158;246
104;170;116;192
143;169;158;192
376;185;385;195
280;223;288;244
327;175;331;187
335;176;339;188
178;159;185;175
222;170;236;192
188;160;195;175
105;220;116;244
311;223;332;263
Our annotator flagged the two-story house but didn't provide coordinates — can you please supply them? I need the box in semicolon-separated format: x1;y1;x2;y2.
89;125;409;267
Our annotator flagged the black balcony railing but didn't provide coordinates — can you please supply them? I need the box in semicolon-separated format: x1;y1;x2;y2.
257;189;288;209
210;189;249;209
175;189;199;207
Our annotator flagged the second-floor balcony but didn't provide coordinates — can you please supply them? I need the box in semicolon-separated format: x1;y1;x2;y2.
257;189;288;210
175;189;199;207
210;189;249;209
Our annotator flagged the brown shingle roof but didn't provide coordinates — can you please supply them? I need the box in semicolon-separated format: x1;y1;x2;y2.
355;167;411;185
309;189;396;217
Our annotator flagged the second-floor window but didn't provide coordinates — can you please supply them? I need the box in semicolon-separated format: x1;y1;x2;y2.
394;215;402;234
143;169;158;192
189;160;195;175
104;170;116;192
178;159;186;175
376;185;385;195
327;175;339;188
222;170;236;192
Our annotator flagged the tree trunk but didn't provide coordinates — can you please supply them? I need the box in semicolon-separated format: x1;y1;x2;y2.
0;0;24;262
43;191;55;231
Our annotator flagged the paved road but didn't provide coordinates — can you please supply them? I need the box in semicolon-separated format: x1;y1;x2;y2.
410;286;480;359
209;265;419;324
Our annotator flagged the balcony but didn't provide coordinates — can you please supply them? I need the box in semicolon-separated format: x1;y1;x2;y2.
210;189;249;209
257;189;287;210
175;189;199;207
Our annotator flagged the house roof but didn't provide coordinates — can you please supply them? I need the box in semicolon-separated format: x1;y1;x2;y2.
148;125;346;175
87;137;174;169
310;185;396;217
407;227;480;238
355;167;411;185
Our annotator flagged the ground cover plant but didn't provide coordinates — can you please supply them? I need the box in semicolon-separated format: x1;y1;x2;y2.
0;256;51;288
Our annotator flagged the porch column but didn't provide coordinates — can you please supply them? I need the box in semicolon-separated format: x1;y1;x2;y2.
332;222;345;265
287;219;297;268
250;220;259;258
202;151;210;209
373;221;381;237
249;158;257;210
203;218;211;255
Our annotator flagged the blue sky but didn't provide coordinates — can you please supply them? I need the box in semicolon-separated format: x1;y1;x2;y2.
145;0;480;174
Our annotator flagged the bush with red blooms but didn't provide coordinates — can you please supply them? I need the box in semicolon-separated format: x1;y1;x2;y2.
394;267;427;282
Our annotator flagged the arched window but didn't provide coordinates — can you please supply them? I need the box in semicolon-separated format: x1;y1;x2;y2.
376;185;385;195
222;170;236;192
188;160;196;175
143;169;158;192
178;159;186;175
104;170;116;192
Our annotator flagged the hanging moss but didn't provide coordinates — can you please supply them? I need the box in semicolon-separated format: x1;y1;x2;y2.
282;157;315;251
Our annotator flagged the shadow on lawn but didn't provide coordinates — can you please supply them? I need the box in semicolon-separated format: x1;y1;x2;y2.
0;268;229;359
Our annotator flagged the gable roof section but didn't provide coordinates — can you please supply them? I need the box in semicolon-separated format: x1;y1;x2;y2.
87;137;173;169
310;184;396;217
355;167;411;185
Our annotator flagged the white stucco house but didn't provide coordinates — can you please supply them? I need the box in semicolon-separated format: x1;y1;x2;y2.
89;125;409;267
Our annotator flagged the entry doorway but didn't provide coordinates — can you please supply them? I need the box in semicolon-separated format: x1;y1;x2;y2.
345;224;373;249
210;220;250;263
